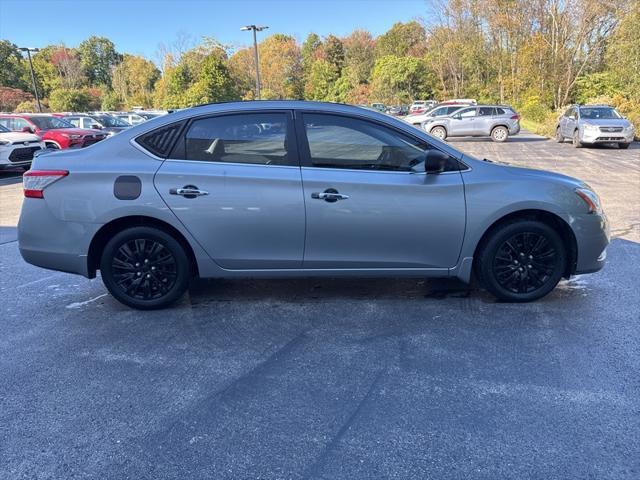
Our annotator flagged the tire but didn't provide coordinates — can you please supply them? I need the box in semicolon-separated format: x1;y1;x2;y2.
555;127;564;143
491;126;509;142
430;126;447;140
619;143;630;149
572;130;583;148
45;142;60;150
99;226;191;309
476;220;566;302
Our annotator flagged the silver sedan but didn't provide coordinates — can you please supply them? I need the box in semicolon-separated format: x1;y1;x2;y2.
18;101;609;309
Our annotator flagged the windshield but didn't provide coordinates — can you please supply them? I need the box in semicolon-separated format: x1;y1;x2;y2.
29;116;74;130
0;124;9;133
580;107;621;120
96;115;129;127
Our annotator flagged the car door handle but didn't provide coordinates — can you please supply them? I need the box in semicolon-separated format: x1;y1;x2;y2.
169;185;209;198
311;189;349;202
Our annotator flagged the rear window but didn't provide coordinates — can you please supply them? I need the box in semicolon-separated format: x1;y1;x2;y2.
495;108;506;115
135;122;184;158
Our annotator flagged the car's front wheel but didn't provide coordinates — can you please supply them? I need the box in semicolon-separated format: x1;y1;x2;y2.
430;126;447;140
572;130;583;148
491;126;509;142
477;220;566;302
555;127;564;143
100;226;191;309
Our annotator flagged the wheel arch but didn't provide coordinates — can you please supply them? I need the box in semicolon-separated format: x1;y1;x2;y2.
87;215;199;278
472;209;578;278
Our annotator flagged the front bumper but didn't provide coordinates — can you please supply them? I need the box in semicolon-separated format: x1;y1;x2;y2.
581;129;634;144
571;212;609;274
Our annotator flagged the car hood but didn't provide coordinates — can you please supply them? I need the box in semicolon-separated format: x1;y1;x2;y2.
478;158;585;188
581;118;631;128
0;131;42;143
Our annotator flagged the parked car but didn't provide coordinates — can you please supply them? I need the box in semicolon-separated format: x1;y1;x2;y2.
424;105;521;142
63;114;131;137
0;123;45;170
404;104;466;126
113;112;146;126
385;105;409;116
0;114;107;149
371;103;386;113
556;105;634;149
19;101;608;309
409;100;437;113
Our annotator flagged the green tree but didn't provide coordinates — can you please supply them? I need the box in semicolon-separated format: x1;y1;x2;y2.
28;46;61;98
78;36;121;87
605;1;640;101
301;33;322;79
305;59;338;100
323;35;345;74
370;55;433;104
375;21;425;58
0;40;28;90
48;88;92;111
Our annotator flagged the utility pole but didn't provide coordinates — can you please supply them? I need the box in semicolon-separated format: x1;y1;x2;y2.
240;25;269;100
19;47;42;112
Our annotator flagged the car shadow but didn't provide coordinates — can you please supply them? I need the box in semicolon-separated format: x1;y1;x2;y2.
449;136;548;143
187;276;477;305
0;226;17;245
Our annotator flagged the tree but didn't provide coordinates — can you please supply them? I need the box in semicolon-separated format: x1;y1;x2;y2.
49;88;92;111
258;34;303;99
370;55;434;104
323;35;345;74
78;36;121;87
305;59;338;100
0;41;28;90
343;30;375;85
29;46;62;98
112;54;160;107
605;1;639;101
301;33;322;80
375;21;426;58
50;47;86;89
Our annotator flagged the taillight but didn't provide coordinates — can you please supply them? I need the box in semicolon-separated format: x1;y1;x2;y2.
23;170;68;198
511;114;521;120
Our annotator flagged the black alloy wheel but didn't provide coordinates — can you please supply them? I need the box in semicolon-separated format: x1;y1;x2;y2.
477;220;566;302
100;226;190;309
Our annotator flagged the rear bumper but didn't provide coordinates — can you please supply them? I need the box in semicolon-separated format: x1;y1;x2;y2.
18;198;100;278
572;212;609;274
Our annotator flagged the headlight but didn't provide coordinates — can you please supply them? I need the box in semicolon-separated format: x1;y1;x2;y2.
0;140;10;146
624;124;635;132
61;134;81;139
575;187;603;214
582;123;598;131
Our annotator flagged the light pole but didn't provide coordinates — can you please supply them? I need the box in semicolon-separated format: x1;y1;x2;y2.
240;25;268;100
19;47;42;112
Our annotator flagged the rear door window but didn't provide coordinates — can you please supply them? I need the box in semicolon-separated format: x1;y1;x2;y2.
181;112;293;166
478;107;494;116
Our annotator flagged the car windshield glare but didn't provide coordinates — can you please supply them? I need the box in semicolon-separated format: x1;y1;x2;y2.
29;116;75;130
580;107;621;120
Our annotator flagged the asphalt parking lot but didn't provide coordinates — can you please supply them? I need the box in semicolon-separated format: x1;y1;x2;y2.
1;132;639;479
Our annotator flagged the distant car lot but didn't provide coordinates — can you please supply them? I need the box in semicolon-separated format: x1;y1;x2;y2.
0;131;638;478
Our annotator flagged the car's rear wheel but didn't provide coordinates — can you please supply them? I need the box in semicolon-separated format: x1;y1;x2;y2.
619;143;630;149
572;130;583;148
430;126;447;140
555;127;564;143
100;226;190;309
477;220;566;302
491;126;509;142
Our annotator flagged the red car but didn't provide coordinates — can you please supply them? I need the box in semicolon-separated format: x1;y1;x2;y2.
0;114;107;149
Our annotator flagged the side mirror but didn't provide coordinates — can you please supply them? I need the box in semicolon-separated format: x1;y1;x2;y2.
411;150;449;174
21;126;34;133
452;114;461;120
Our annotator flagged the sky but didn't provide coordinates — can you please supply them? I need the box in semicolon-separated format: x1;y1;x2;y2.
0;0;431;60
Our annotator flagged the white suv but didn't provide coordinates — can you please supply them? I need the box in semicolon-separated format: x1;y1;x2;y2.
0;124;45;170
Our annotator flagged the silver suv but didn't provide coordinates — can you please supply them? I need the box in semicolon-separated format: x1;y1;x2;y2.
556;105;634;149
423;105;521;142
